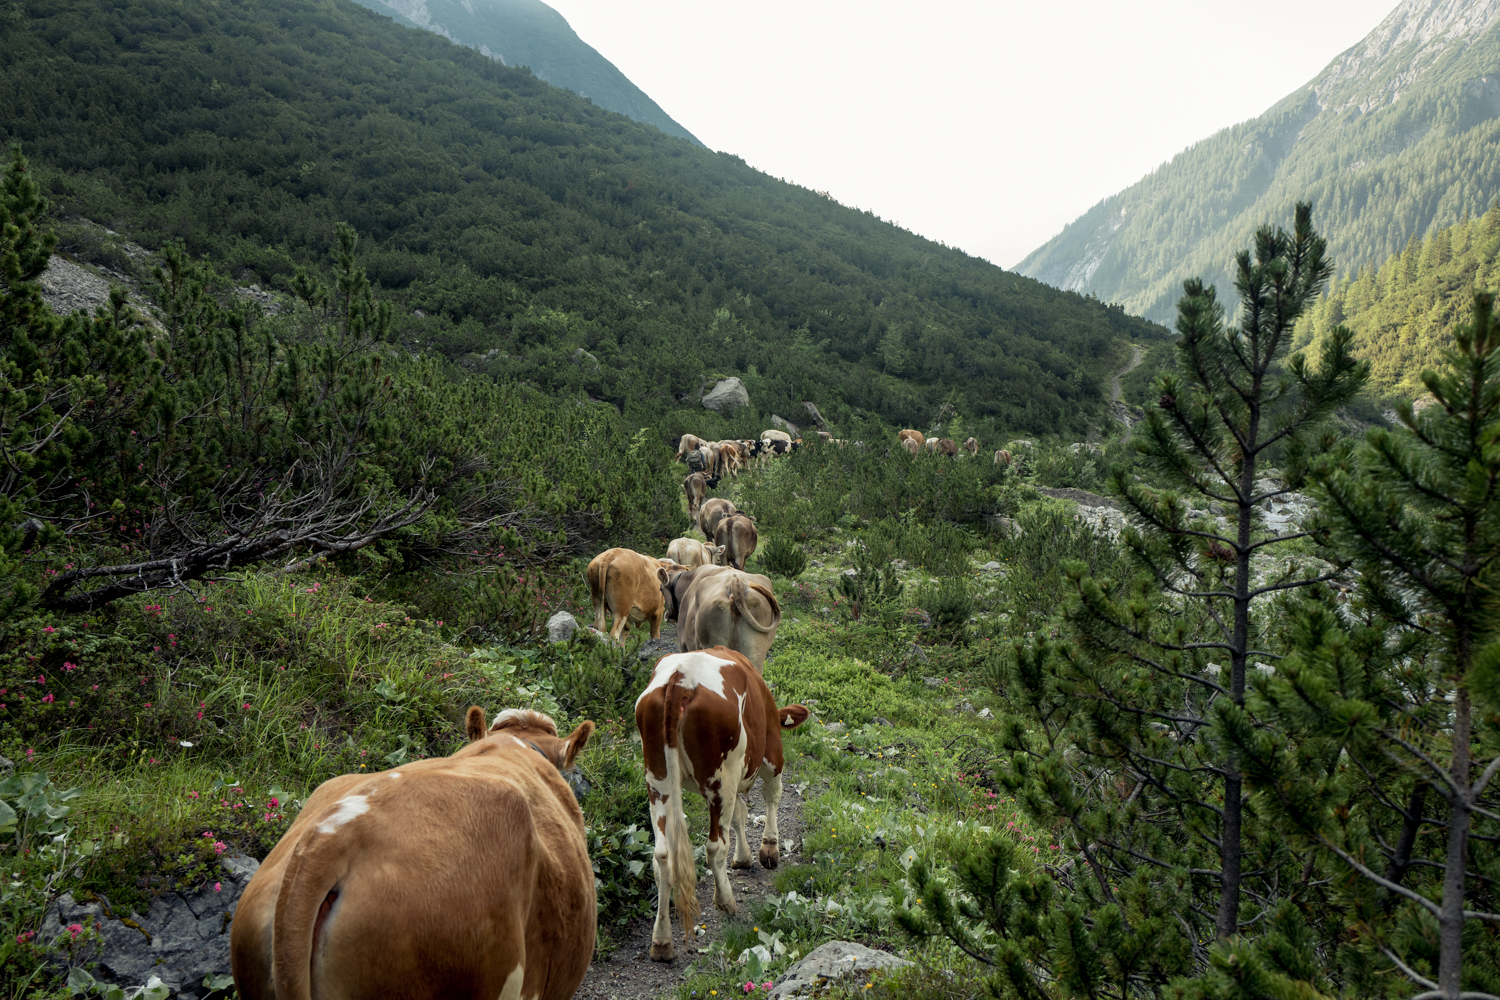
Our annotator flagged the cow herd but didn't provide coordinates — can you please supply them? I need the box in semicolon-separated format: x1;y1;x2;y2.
226;420;1020;998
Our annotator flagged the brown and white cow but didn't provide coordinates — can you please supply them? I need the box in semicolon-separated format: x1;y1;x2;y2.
713;514;759;571
231;707;596;1000
660;564;780;670
587;548;670;640
697;497;738;541
899;435;922;456
716;440;745;478
896;429;924;451
666;537;720;570
926;437;958;458
962;437;979;458
675;434;707;464
993;449;1012;466
635;648;809;961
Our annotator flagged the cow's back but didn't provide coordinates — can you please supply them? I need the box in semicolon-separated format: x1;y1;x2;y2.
233;752;593;1000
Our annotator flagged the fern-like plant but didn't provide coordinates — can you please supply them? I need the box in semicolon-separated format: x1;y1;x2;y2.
759;535;807;578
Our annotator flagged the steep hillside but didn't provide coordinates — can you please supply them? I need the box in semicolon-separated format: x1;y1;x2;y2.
348;0;702;145
1298;201;1500;397
0;0;1166;441
1018;0;1500;322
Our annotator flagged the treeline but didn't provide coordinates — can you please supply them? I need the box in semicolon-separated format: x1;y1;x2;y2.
0;0;1166;443
1298;200;1500;397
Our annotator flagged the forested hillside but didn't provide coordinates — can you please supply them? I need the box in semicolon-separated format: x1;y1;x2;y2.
347;0;702;145
1018;0;1500;322
0;0;1165;441
1299;200;1500;396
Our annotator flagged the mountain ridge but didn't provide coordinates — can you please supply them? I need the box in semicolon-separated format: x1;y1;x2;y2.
350;0;702;145
1017;0;1500;322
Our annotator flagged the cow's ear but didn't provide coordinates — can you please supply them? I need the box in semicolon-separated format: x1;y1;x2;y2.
657;566;670;585
778;705;810;729
562;721;595;769
465;706;488;743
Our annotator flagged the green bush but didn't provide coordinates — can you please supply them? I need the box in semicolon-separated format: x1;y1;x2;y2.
764;650;928;727
917;577;974;629
759;535;808;578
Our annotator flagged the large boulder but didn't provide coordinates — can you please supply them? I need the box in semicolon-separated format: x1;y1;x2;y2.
770;413;800;435
701;377;750;415
43;854;260;995
546;610;579;643
770;940;912;997
801;401;828;429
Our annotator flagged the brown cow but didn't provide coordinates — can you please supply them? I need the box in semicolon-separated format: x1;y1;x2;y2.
675;433;706;463
698;497;738;541
660;564;780;670
231;707;595;1000
993;449;1012;466
666;537;720;570
682;473;720;517
587;548;669;640
713;513;758;571
715;440;745;478
897;429;924;450
926;437;958;457
635;648;809;961
963;437;979;458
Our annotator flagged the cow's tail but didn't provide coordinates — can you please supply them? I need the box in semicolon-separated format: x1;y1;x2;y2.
662;673;700;930
729;576;779;634
271;829;342;1000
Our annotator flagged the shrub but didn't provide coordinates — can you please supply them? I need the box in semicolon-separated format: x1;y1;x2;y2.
917;577;974;629
759;535;808;578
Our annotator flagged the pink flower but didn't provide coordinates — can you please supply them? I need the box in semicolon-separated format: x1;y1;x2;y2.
242;703;251;710
41;693;54;704
213;841;227;855
268;797;279;808
68;923;83;938
62;661;76;672
188;791;199;799
41;626;55;633
764;984;773;990
743;984;754;994
214;882;222;892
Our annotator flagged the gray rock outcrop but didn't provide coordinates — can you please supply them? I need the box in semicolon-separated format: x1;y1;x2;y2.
635;636;678;663
701;377;749;414
546;610;579;642
770;940;912;997
801;401;828;429
571;348;599;369
43;854;260;994
770;413;800;434
38;257;116;317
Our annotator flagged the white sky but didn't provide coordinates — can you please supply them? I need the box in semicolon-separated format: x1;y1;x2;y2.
543;0;1401;269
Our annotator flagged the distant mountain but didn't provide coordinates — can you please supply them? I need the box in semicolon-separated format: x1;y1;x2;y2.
349;0;701;145
1018;0;1500;322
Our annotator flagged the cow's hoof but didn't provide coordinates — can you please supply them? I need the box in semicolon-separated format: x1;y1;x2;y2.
715;896;738;915
731;857;755;870
759;846;780;870
650;943;675;962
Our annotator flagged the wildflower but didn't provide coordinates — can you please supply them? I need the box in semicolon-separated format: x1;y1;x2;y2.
42;626;55;633
242;703;251;710
213;841;227;855
269;797;280;808
41;693;54;704
188;791;199;799
214;882;222;893
62;661;76;671
743;983;753;994
68;923;83;938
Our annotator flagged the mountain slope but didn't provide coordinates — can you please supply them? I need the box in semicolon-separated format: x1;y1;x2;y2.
1017;0;1500;322
349;0;701;145
0;0;1166;441
1297;202;1500;397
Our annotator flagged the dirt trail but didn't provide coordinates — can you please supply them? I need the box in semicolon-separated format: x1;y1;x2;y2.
1111;343;1144;405
576;777;811;999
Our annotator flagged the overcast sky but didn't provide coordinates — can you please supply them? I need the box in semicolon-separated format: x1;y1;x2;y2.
543;0;1401;269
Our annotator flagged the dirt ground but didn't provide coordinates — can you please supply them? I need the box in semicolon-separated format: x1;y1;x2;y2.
575;770;811;1000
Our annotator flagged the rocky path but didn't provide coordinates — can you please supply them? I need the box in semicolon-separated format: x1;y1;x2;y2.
575;775;812;1000
1111;343;1144;405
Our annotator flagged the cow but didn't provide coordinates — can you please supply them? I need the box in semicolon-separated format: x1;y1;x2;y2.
815;430;832;442
926;437;957;458
675;434;707;464
697;441;722;479
635;648;809;961
760;429;792;446
899;436;922;456
660;564;780;670
587;548;670;640
231;706;596;1000
713;514;759;571
993;449;1012;466
715;440;744;478
897;429;924;451
698;497;738;541
682;472;720;518
666;537;720;570
963;437;979;458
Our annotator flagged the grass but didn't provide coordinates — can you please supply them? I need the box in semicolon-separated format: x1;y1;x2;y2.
0;441;1119;998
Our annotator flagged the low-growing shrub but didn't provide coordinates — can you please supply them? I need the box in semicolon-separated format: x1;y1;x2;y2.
917;577;974;630
759;535;808;578
765;650;928;727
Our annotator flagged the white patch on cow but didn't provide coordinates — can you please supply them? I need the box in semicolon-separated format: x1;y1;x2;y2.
781;716;796;726
389;771;402;778
637;650;734;708
492;708;557;734
512;737;529;748
496;964;524;1000
316;795;370;834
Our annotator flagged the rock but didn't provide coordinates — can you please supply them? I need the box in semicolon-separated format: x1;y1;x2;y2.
1067;442;1104;455
980;561;1005;574
1006;439;1035;450
546;611;579;643
823;722;847;734
770;940;913;997
989;515;1024;538
977;707;993;720
955;700;976;714
0;755;11;777
770;413;800;434
1209;503;1224;515
38;257;116;317
1034;486;1121;510
802;401;828;429
905;644;930;666
564;769;592;801
232;283;283;315
701;377;750;415
636;637;679;663
890;559;908;571
571;348;599;369
871;716;894;727
43;855;260;993
922;676;945;688
808;560;825;569
842;568;858;577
